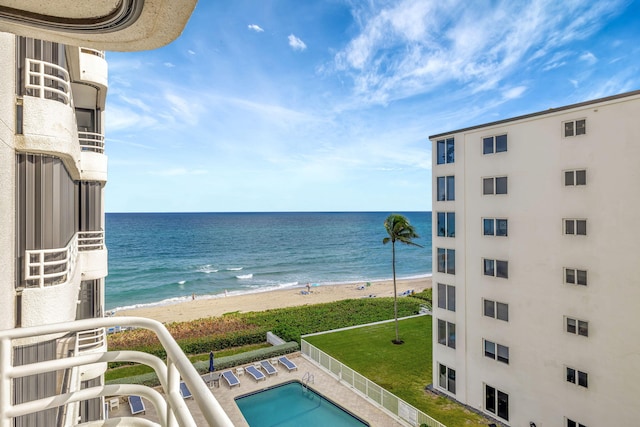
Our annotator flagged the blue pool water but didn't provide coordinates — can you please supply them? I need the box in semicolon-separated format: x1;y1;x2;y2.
235;381;369;427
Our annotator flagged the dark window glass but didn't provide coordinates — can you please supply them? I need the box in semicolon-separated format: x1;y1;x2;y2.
495;134;507;152
447;285;455;311
437;212;446;237
576;220;587;235
447;212;455;237
565;171;575;186
447;367;456;394
567;367;576;383
439;364;447;389
566;220;575;235
496;260;508;278
483;137;494;154
484;300;495;318
578;371;588;387
438;319;446;346
437;248;446;273
576;119;586;135
446;138;455;163
437;177;446;201
497;390;509;420
447;249;456;275
484;340;495;359
497;344;509;364
485;385;496;414
484;259;495;276
437;283;446;309
496;302;509;321
496;177;508;194
437;140;446;164
447;322;456;348
446;176;455;200
568;420;577;427
576;170;586;185
496;219;508;236
483;178;494;195
567;318;577;334
577;270;587;286
483;219;494;236
564;121;575;137
578;320;588;337
566;269;576;284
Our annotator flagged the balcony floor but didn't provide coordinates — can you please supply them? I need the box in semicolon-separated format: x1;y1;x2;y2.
107;353;405;426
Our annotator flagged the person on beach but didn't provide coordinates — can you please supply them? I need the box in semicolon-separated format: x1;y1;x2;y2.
306;283;311;293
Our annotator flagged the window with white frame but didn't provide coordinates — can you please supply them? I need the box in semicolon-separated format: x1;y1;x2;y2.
566;317;588;337
484;299;509;321
566;366;588;388
437;283;455;312
483;134;507;154
485;384;509;421
483;258;508;278
438;363;456;394
567;418;587;427
437;176;455;201
483;218;508;236
436;137;455;164
565;169;586;186
565;268;587;286
437;212;455;237
437;248;455;274
437;319;456;349
565;219;587;235
484;339;509;364
483;176;508;195
564;119;586;137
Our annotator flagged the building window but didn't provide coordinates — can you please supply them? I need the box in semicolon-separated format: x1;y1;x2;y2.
567;418;587;427
437;319;456;349
437;137;455;164
437;212;455;237
484;299;509;321
483;259;508;279
437;283;455;312
483;218;508;236
437;248;456;275
438;363;456;394
566;367;588;388
483;176;508;195
565;219;587;235
437;176;455;201
483;134;507;154
564;119;586;137
484;340;509;364
485;384;509;421
565;268;587;286
566;317;589;337
565;169;586;186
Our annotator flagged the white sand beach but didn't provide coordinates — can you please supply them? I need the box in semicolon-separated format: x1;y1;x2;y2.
116;276;432;323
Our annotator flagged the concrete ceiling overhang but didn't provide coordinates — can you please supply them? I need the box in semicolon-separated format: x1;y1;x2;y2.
0;0;198;51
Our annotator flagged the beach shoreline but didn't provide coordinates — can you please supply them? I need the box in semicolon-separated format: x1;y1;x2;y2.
115;276;432;323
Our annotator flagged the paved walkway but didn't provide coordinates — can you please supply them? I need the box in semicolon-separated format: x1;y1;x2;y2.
107;353;407;426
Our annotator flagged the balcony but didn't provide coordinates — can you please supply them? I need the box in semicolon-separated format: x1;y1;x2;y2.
23;235;78;289
78;132;108;182
0;317;234;426
78;231;108;280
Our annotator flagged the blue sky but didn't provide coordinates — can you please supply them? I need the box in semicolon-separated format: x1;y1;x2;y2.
104;0;640;213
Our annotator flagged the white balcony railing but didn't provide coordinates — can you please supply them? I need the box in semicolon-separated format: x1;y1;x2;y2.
0;317;234;427
80;48;106;59
78;132;106;154
25;58;71;105
75;327;107;354
78;230;105;251
24;234;78;288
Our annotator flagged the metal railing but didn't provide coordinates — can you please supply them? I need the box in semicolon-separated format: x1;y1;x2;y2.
0;317;234;427
75;328;107;354
80;48;106;59
78;131;105;154
78;230;105;251
301;339;446;427
24;58;71;105
24;234;78;288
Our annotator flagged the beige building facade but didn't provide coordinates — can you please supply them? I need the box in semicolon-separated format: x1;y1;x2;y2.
431;90;640;427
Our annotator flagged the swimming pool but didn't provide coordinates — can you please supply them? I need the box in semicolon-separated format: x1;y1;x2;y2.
235;381;369;427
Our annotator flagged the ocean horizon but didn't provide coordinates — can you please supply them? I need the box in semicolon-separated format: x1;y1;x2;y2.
105;211;432;312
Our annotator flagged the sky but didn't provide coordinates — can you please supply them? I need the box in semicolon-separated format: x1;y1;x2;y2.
104;0;640;213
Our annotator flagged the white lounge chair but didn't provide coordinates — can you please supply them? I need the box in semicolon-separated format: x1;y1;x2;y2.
222;370;240;388
180;381;193;399
278;356;298;372
128;395;145;415
245;365;266;382
260;360;278;376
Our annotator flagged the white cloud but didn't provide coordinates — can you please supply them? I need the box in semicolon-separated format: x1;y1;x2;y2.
503;86;527;100
149;168;209;176
579;51;597;65
164;62;175;68
248;24;264;32
188;50;196;55
288;34;307;51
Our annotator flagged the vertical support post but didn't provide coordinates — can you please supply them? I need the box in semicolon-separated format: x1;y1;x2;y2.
0;338;13;427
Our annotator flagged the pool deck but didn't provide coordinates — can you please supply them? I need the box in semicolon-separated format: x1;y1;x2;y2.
107;353;408;426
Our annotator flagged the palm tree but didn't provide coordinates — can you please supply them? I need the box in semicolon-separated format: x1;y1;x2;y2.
383;213;422;344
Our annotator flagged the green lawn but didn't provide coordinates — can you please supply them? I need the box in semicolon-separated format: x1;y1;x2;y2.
304;316;490;427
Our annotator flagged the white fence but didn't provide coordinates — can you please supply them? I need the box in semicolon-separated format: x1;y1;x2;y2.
24;234;78;288
25;58;71;105
301;338;446;427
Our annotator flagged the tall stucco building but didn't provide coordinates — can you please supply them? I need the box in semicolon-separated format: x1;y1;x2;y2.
430;90;640;427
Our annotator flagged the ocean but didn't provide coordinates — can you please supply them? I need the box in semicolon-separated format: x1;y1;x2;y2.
105;212;432;311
